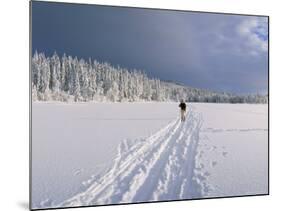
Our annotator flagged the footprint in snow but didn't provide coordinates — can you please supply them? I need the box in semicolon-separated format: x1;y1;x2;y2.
74;168;83;176
198;150;204;158
195;163;204;171
204;171;211;177
203;184;214;193
222;151;228;157
199;163;205;168
211;161;218;167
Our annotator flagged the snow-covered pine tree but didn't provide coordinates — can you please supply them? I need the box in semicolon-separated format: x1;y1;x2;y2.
31;51;268;104
49;52;61;100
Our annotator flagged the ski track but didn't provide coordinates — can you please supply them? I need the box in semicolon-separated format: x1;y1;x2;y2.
58;106;205;207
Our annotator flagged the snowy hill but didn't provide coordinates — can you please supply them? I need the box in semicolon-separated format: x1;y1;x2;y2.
31;52;268;104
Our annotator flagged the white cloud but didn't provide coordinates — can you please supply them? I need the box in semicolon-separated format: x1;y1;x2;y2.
236;17;268;55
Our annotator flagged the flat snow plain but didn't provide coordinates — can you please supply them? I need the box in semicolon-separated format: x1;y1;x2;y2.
31;102;268;209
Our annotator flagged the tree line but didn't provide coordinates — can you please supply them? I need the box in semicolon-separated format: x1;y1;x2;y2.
31;51;268;104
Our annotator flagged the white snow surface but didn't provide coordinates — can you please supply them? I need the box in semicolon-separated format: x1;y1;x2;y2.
31;102;268;209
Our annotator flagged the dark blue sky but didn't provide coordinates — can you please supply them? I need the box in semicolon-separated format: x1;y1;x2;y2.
31;1;268;94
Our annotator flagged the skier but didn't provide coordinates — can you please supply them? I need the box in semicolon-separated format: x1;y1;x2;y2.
179;99;187;122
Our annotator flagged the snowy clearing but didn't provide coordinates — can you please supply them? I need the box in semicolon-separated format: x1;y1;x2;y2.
31;102;268;209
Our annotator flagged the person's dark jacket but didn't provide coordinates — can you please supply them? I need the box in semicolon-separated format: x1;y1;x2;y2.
179;102;186;111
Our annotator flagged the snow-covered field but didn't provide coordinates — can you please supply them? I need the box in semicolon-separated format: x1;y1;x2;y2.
31;102;268;209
